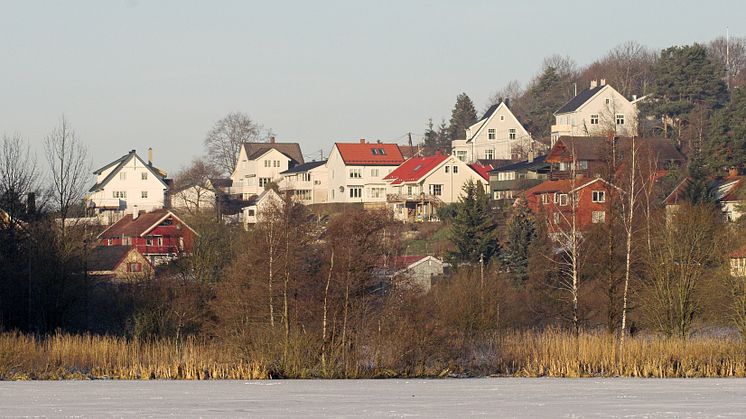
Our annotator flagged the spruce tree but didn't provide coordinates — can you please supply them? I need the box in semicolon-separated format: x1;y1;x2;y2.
683;154;717;206
501;198;536;282
523;66;572;138
705;86;746;171
448;93;478;143
448;180;498;265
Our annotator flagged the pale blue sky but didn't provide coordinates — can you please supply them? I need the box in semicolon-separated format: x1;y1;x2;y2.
0;0;742;173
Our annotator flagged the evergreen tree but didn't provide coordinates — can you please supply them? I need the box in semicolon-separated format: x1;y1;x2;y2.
422;119;452;155
683;154;717;206
501;198;536;282
705;86;746;171
523;66;573;138
448;93;478;143
642;44;728;140
448;180;498;265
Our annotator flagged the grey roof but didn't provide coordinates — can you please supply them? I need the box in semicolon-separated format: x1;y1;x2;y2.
89;151;168;193
549;136;685;163
489;155;549;173
243;142;304;165
280;160;326;174
208;178;232;188
479;103;499;122
88;246;132;271
555;85;605;114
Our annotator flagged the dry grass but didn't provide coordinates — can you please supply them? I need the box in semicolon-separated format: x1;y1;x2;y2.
1;330;744;380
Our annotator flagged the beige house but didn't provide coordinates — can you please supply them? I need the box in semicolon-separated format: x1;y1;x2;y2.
551;80;643;146
384;153;489;222
327;140;404;204
87;246;154;281
242;189;283;228
376;255;446;292
452;101;534;163
229;140;304;200
279;160;329;204
170;182;217;214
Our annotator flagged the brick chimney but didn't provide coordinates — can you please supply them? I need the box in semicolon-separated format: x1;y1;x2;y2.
729;167;740;178
359;138;366;144
269;136;276;144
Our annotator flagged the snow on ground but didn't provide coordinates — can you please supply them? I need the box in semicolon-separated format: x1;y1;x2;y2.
1;378;744;418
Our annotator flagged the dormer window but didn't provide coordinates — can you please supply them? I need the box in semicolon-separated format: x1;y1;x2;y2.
372;149;378;155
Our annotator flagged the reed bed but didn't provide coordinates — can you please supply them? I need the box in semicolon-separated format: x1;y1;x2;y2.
1;330;744;380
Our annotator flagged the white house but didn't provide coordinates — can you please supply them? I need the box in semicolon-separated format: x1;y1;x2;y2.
169;182;218;214
376;255;446;292
551;79;643;146
451;101;535;163
86;149;169;224
229;140;304;200
242;189;283;229
279;160;329;204
383;153;489;222
326;140;405;204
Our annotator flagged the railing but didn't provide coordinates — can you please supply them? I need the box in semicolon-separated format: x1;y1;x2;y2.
135;245;180;255
387;194;443;204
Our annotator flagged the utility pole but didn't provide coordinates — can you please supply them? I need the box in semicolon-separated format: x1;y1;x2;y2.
726;26;731;90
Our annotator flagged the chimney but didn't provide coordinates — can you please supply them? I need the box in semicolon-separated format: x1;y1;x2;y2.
359;138;366;144
528;149;535;162
148;147;153;166
632;94;637;101
504;97;510;107
590;79;598;89
269;136;276;144
600;78;606;86
729;167;739;178
132;206;139;220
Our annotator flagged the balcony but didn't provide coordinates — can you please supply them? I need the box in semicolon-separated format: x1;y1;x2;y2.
387;193;443;204
550;124;572;136
135;244;180;255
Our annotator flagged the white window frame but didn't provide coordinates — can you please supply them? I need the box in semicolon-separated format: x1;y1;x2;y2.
488;129;496;140
429;184;443;196
485;149;494;160
141;191;148;199
349;168;362;179
592;211;606;223
119;172;127;181
141;172;148;180
349;186;362;199
112;191;127;199
453;165;459;174
616;114;625;125
592;190;606;203
371;168;379;177
259;177;271;188
508;128;516;140
590;114;599;125
559;194;568;206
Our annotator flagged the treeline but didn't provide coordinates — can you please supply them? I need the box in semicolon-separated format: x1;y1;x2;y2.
423;37;746;167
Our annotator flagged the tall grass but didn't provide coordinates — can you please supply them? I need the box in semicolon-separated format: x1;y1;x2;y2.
1;330;744;379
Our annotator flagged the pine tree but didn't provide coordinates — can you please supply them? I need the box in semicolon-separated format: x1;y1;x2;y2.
683;154;717;206
501;198;536;282
448;93;478;143
422;118;452;155
523;66;572;138
642;44;728;140
448;180;498;265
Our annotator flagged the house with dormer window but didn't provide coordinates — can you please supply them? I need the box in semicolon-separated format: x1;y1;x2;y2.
551;79;644;146
451;100;536;163
86;149;170;224
229;138;304;200
326;139;405;204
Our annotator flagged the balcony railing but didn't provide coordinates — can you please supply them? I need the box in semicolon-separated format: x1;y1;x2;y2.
387;193;443;204
135;244;180;255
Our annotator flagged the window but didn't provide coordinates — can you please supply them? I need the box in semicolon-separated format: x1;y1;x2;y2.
577;160;588;170
349;168;362;178
553;193;559;204
157;237;163;247
407;186;413;195
592;190;606;203
541;193;549;205
141;191;148;199
370;187;385;198
371;148;386;155
616;114;625;125
146;237;153;246
248;209;256;217
259;177;270;188
453;166;459;174
500;115;505;121
349;187;362;199
559;194;568;206
553;213;560;224
122;236;131;246
590;114;599;125
119;172;127;181
264;160;271;167
509;128;516;140
488;129;496;140
273;160;280;167
445;166;450;173
494;190;514;200
497;171;515;181
296;190;311;201
606;98;610;104
429;184;443;196
112;191;127;199
301;173;311;182
127;262;142;273
107;239;112;246
141;172;148;180
313;180;322;185
371;168;379;177
456;151;467;161
559;162;569;171
377;148;385;155
485;149;494;160
592;211;606;223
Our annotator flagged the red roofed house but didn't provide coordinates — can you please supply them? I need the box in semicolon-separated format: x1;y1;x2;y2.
524;176;618;237
384;153;489;222
97;209;197;265
327;139;405;205
730;243;746;277
664;170;745;222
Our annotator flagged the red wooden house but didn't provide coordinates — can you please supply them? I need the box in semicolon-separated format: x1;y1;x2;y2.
524;176;617;236
97;209;197;265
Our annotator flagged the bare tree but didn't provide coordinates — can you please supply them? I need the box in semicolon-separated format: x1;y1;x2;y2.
542;54;579;80
708;36;746;89
44;116;90;230
619;136;640;351
487;79;524;108
170;159;222;214
204;112;273;175
0;133;39;220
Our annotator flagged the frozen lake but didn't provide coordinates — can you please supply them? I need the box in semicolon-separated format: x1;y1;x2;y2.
1;378;745;418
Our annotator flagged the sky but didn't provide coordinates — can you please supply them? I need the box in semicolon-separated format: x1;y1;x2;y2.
0;0;743;175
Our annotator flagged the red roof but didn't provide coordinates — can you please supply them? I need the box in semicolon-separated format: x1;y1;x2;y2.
384;154;448;185
99;209;194;238
468;162;493;181
524;177;609;196
731;244;746;258
335;142;404;166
